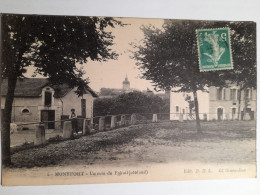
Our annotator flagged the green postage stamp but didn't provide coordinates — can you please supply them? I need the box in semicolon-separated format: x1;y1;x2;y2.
196;28;233;71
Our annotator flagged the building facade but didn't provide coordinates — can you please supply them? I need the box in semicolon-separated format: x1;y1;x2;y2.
1;78;98;130
208;84;256;121
170;90;209;120
170;82;256;121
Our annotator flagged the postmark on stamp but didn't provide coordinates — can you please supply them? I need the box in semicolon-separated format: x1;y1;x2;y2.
196;28;233;72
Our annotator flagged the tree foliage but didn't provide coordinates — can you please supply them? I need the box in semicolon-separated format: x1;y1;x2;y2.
133;19;256;132
99;88;122;96
228;21;256;88
94;91;170;116
2;14;122;85
1;14;122;165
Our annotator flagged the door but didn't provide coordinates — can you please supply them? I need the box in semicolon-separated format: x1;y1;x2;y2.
217;108;223;121
250;111;254;120
232;108;236;120
246;108;254;120
41;110;55;129
48;110;55;129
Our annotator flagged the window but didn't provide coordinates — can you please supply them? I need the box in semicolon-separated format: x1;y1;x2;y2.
22;108;30;113
217;88;222;100
223;89;226;100
245;88;251;99
176;106;179;112
230;89;237;101
44;91;52;106
232;108;236;115
183;109;185;114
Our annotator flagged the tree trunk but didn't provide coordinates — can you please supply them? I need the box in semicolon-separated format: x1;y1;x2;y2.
192;90;201;133
2;76;17;166
237;88;241;120
243;88;249;120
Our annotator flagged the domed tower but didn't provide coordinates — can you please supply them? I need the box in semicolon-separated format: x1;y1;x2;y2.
122;74;130;91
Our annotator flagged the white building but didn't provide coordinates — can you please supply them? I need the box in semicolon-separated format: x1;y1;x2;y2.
1;78;98;130
170;90;209;120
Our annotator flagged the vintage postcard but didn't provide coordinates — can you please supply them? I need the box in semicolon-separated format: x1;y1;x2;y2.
0;14;256;186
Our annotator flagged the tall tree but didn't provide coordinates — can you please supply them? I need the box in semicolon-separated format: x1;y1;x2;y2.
133;20;256;132
1;14;122;165
228;22;256;120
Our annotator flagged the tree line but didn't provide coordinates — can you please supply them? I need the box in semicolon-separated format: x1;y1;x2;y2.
94;91;170;116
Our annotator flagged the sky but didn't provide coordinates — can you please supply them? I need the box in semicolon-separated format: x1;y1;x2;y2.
82;17;164;92
25;17;165;92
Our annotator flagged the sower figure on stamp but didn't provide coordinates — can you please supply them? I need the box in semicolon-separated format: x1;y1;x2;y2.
69;108;78;135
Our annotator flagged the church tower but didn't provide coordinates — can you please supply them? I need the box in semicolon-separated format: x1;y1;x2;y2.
122;74;130;91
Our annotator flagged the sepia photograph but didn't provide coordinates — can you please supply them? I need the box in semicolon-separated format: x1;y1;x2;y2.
0;13;257;186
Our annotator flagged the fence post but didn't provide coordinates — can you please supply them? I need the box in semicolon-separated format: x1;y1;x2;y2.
125;115;129;125
179;114;183;122
131;114;136;125
152;114;158;122
10;123;18;134
63;121;73;138
35;123;45;145
120;115;126;126
203;113;207;121
82;119;86;135
87;119;92;134
99;116;106;131
82;119;91;135
110;115;117;129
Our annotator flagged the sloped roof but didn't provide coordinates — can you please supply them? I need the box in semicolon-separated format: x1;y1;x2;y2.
1;78;98;98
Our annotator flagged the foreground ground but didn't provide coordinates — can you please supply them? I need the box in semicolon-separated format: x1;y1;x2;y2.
10;129;63;147
3;120;256;185
8;120;256;167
